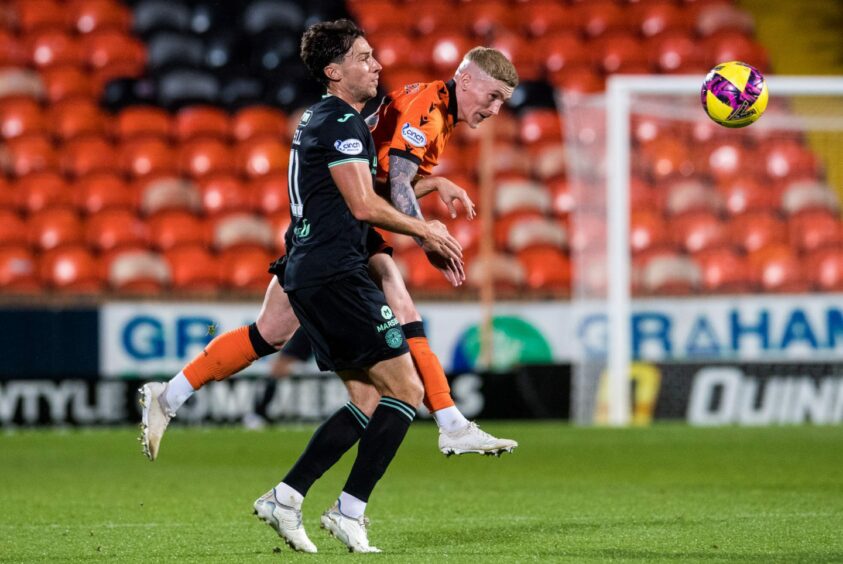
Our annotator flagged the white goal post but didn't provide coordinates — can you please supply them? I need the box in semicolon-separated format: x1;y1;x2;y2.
603;75;843;426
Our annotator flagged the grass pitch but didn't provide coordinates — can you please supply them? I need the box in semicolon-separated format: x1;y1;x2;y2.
2;422;843;563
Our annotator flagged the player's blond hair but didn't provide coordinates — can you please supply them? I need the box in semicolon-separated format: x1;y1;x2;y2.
462;47;519;89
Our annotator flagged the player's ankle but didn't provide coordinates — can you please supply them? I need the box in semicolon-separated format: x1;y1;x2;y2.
433;405;469;433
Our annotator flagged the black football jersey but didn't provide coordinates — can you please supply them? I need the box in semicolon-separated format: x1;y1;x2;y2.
283;95;378;291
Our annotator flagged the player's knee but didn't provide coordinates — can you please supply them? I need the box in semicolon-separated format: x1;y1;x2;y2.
253;316;288;349
397;374;424;408
347;385;379;417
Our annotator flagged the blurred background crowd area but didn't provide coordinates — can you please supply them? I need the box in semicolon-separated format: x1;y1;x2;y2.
0;0;840;301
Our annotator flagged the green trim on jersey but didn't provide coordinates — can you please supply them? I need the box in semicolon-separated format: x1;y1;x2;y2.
327;157;370;168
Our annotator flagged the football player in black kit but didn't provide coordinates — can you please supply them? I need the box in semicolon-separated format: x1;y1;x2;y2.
251;19;463;554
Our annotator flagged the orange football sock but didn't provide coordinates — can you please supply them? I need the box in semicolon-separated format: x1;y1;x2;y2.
403;322;454;412
183;325;263;390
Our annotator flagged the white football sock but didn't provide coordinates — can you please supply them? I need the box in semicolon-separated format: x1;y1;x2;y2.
274;482;304;510
163;371;195;413
432;405;470;433
338;491;366;519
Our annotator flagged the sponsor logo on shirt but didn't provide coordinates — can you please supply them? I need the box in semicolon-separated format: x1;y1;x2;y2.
381;305;394;320
401;122;427;147
337;113;354;123
334;139;363;155
300;110;312;125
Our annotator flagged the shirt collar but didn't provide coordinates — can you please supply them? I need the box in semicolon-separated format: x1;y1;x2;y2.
445;79;458;124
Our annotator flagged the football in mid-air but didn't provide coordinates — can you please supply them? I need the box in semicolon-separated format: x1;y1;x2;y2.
701;61;768;128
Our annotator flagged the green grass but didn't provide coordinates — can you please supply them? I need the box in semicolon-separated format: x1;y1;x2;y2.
2;422;843;563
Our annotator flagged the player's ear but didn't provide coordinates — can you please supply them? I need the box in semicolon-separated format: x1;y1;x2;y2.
324;63;342;83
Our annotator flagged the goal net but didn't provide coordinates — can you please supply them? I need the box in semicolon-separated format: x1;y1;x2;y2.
564;75;843;426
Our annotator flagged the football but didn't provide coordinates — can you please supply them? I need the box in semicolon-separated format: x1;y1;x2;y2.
701;61;768;128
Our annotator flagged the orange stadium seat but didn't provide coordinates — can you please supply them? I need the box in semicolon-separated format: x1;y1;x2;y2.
466;252;526;291
218;247;274;292
717;177;778;216
106;249;170;294
198;174;251;216
703;31;768;72
178;138;235;179
0;245;39;290
350;1;408;35
212;213;273;252
69;0;132;34
671;211;727;254
492;34;538;81
640;137;692;182
759;139;819;181
592;32;649;74
519;109;562;145
728;210;787;254
90;58;145;92
781;181;840;216
14;0;65;33
700;139;750;181
39;65;94;103
165;245;219;292
15;171;71;214
83;30;146;71
0;98;46;139
49;98;107;140
518;247;571;291
139;177;201;216
788;209;843;253
119;137;177;178
695;4;756;37
567;212;606;254
0;68;45;100
547;66;605;96
0;210;28;247
26;29;84;68
74;172;137;215
518;2;575;37
414;4;462;36
540;33;593;75
447;217;482;255
0;178;14;212
2;134;57;177
648;31;706;74
60;135;117;177
85;209;148;253
464;0;513;37
665;180;723;216
236;136;289;179
402;246;456;291
367;32;414;71
0;30;27;67
639;252;701;295
549;177;575;218
113;106;172;140
148;210;207;251
630;209;671;256
576;1;627;38
747;243;808;293
231;106;288;142
27;208;83;251
40;245;103;292
426;33;472;73
807;248;843;291
634;2;695;38
266;211;290;253
174;106;231;142
695;248;752;294
530;142;567;181
251;175;289;216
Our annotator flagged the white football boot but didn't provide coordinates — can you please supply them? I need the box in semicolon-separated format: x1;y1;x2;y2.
438;422;518;456
138;382;174;461
320;502;381;553
253;489;317;553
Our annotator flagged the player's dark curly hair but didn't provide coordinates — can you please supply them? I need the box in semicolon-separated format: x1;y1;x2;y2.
300;19;365;87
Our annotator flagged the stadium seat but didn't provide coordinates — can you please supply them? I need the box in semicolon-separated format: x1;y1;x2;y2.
531;142;567;182
718;177;778;216
90;58;146;92
251;175;289;215
489;33;538;81
15;172;72;214
0;98;46;139
27;208;83;251
13;0;65;34
241;1;304;35
548;66;605;96
496;179;551;216
517;247;571;291
26;29;84;68
630;177;665;212
0;246;39;291
219;73;265;111
132;0;191;37
148;210;207;251
119;137;178;178
671;211;727;254
0;210;29;247
265;210;290;253
701;139;750;181
703;31;768;72
139;177;201;216
807;248;843;291
106;249;171;294
747;243;807;293
156;68;220;110
788;209;843;253
518;2;575;37
695;4;756;37
2;134;58;177
464;1;513;37
634;2;694;38
350;1;407;35
592;32;649;74
60;135;117;177
212;213;273;251
113;106;172;140
519;109;562;145
0;30;27;67
507;217;567;253
236;135;289;178
648;31;706;74
198;174;251;216
549;177;575;218
0;68;45;100
178;138;235;179
231;106;289;142
630;209;671;256
665;180;723;216
40;65;94;103
40;245;103;292
367;32;414;70
576;1;627;38
49;99;107;140
164;245;219;292
640;137;692;182
414;3;462;35
250;29;300;75
568;212;606;254
70;0;132;34
173;105;230;141
466;252;526;291
146;31;204;71
403;246;458;291
728;211;787;253
74;173;137;215
218;246;273;292
0;178;15;212
639;252;701;295
781;181;840;216
85;209;148;252
695;248;752;294
446;217;482;255
426;33;472;73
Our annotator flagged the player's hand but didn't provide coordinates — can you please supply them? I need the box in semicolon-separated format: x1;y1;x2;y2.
421;220;462;262
426;251;465;286
417;176;476;220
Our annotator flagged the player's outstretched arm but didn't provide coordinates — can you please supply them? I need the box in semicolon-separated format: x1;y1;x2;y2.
414;176;476;220
330;161;463;262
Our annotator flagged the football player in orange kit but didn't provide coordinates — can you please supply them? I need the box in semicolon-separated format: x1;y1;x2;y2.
139;46;519;461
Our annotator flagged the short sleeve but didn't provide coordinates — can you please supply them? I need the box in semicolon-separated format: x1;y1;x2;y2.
317;111;372;169
386;100;443;166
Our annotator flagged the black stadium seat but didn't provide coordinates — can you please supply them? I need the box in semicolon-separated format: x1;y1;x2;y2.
156;68;220;110
242;1;306;35
101;77;157;111
219;73;265;111
132;0;191;37
146;32;205;71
